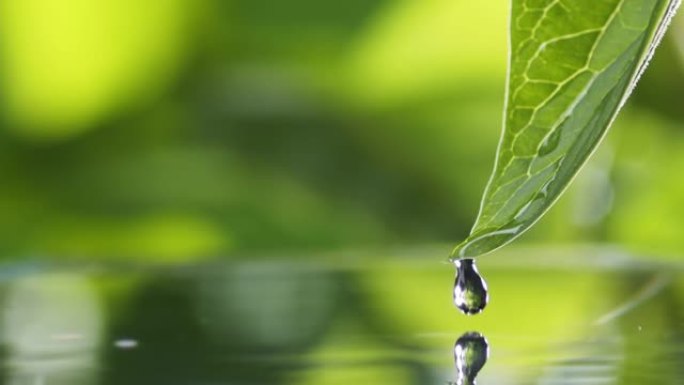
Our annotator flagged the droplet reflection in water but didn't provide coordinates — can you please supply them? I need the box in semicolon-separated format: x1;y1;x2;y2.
454;331;489;385
453;259;488;315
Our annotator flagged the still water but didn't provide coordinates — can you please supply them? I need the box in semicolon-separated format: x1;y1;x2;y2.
0;246;683;384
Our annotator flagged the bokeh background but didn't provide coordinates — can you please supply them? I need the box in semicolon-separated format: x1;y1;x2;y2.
0;0;683;261
3;2;684;385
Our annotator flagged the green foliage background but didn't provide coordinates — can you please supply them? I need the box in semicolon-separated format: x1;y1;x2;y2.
3;3;684;384
0;0;683;261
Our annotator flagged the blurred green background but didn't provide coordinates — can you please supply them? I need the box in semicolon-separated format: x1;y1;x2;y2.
3;3;684;383
1;0;684;262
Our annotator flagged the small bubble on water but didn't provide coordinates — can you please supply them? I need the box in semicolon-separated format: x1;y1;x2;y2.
454;331;489;385
453;258;488;315
114;338;139;349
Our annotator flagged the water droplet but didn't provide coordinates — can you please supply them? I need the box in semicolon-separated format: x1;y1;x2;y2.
454;331;489;385
453;259;488;315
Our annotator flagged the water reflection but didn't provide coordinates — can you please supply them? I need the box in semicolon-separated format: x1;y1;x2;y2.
453;332;489;385
0;274;102;385
0;254;682;384
535;333;623;385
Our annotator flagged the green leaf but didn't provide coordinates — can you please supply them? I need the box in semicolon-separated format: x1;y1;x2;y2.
452;0;681;259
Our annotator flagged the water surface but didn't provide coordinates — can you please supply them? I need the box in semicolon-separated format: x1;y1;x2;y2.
0;246;682;384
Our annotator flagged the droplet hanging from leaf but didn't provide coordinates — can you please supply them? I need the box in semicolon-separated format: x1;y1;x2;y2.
453;259;489;315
